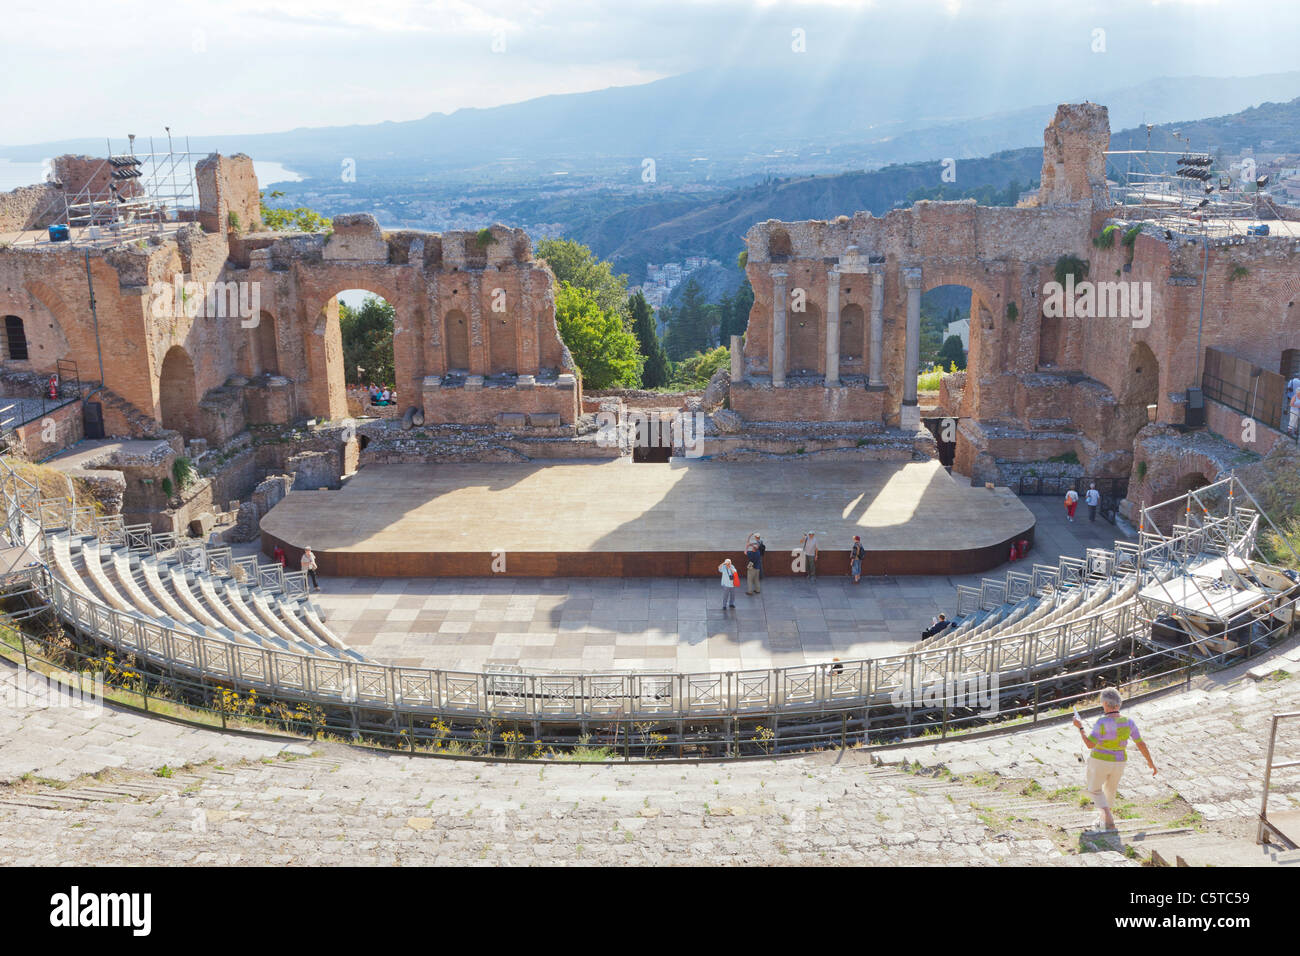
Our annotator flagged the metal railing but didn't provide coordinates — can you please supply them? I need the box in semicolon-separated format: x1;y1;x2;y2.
1258;711;1300;849
2;576;1292;760
0;458;1278;735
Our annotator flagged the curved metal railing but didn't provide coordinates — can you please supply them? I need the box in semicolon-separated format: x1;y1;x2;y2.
0;457;1264;722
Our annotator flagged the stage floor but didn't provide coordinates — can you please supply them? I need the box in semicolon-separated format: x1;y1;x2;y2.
260;459;1036;577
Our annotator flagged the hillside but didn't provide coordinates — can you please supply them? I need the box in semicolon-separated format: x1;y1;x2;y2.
548;96;1300;283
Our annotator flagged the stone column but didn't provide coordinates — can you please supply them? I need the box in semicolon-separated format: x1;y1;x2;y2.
770;269;788;387
901;267;923;430
468;271;485;375
824;268;841;386
730;334;744;382
868;263;885;388
519;266;537;374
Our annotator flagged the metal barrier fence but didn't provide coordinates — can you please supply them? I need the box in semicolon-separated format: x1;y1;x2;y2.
1;570;1292;760
0;457;1279;747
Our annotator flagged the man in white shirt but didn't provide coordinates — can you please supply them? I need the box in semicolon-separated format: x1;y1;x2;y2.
718;558;737;609
1084;484;1101;522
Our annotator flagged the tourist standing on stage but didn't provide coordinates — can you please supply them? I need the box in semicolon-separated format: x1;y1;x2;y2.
849;535;865;583
718;558;738;609
1085;484;1101;522
746;531;766;580
801;531;819;583
744;538;762;595
302;546;320;591
1064;488;1079;523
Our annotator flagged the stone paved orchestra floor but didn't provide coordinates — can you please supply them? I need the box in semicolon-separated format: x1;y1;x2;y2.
295;499;1130;673
260;458;1036;577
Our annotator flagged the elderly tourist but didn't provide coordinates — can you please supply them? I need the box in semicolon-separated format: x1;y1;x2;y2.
301;546;321;591
1073;688;1158;831
718;558;738;609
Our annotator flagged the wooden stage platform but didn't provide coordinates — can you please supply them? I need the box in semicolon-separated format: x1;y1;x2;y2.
260;459;1036;578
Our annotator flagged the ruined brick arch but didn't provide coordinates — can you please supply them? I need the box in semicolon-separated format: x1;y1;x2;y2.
1134;450;1221;528
922;274;1001;374
1119;341;1159;406
158;345;199;438
788;302;821;374
303;278;411;405
19;280;75;374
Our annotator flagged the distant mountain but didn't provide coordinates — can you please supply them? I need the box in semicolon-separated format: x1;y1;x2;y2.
4;69;1300;185
563;148;1045;282
555;95;1300;284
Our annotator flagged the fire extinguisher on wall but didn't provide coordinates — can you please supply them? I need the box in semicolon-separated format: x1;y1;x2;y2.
48;374;59;400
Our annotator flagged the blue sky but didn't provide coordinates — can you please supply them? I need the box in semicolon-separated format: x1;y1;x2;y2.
1;0;1296;145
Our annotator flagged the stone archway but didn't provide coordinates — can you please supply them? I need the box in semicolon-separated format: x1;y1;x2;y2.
159;345;199;437
1120;341;1159;406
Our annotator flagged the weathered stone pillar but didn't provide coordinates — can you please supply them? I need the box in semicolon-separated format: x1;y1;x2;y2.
902;267;923;430
730;334;744;382
868;263;885;388
825;268;841;386
770;269;788;387
468;271;486;375
519;267;538;374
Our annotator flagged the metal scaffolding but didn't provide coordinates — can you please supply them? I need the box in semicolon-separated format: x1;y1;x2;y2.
19;130;202;248
1105;127;1295;239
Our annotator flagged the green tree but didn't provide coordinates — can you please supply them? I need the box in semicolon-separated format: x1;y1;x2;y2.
730;276;754;341
536;238;630;325
670;346;731;389
554;282;642;389
664;279;710;361
339;296;395;385
629;290;669;388
938;334;967;371
259;191;332;233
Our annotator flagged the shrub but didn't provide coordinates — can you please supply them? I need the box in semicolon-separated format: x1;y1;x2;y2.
172;457;195;491
1054;255;1089;287
475;227;496;248
1092;224;1117;249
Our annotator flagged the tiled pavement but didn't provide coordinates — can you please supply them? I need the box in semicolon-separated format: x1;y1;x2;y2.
309;497;1133;673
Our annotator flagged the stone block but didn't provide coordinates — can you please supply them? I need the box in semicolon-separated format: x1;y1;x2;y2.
188;512;215;537
713;409;743;433
528;412;562;427
497;413;527;428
